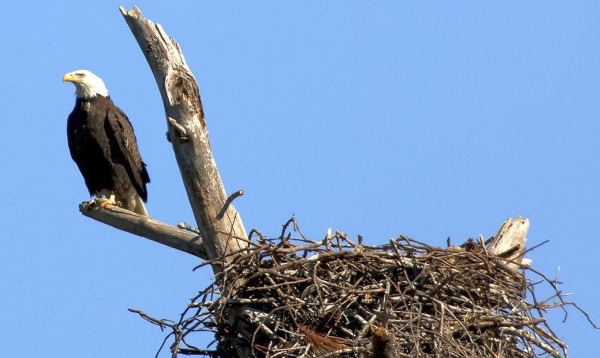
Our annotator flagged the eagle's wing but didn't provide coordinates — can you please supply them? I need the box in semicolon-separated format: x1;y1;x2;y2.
67;110;105;196
66;112;82;166
105;106;150;201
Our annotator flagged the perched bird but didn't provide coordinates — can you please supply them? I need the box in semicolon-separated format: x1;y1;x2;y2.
64;70;150;216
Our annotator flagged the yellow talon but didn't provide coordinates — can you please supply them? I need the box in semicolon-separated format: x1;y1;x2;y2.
84;194;117;210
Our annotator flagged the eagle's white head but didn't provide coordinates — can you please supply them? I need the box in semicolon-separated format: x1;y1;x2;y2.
63;70;109;99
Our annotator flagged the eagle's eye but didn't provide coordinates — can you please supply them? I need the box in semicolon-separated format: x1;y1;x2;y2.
77;73;85;78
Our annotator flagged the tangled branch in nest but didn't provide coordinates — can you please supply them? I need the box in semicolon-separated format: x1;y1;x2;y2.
132;218;597;358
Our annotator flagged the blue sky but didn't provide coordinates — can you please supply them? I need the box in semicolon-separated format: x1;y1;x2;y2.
1;1;598;357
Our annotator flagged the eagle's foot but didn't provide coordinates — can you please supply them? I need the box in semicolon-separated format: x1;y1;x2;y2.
83;199;97;211
84;196;118;211
96;197;117;209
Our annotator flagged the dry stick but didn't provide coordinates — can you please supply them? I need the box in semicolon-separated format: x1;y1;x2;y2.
79;204;207;258
216;190;244;220
248;228;266;242
128;308;175;329
569;301;600;329
503;327;564;358
279;215;296;240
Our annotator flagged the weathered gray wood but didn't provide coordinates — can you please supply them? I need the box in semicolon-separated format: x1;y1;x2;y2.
488;216;529;271
79;203;207;259
119;8;251;357
119;6;248;269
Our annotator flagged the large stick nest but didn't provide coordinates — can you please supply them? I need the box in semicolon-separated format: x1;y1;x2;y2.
133;219;594;358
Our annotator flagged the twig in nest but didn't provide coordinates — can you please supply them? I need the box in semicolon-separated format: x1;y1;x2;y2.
298;325;348;355
132;218;596;358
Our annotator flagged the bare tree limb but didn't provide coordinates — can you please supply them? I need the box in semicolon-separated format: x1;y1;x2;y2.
118;7;251;357
118;6;248;268
79;203;207;259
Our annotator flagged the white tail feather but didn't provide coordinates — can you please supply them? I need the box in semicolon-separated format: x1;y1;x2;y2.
127;193;148;217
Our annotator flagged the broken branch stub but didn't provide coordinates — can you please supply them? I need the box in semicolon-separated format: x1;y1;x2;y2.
488;216;529;271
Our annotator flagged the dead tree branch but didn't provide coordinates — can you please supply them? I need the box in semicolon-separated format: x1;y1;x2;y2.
118;6;251;357
79;203;207;259
119;5;248;269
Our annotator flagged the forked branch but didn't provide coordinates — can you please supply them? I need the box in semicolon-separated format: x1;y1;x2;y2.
119;5;248;268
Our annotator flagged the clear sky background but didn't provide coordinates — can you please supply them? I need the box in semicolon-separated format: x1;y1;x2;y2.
0;1;598;357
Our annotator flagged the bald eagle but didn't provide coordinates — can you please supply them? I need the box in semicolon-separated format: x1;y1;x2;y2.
64;70;150;216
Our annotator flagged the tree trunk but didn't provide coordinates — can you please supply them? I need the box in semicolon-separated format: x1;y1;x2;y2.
119;6;248;270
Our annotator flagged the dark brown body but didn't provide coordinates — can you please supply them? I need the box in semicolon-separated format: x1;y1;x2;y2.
67;95;149;203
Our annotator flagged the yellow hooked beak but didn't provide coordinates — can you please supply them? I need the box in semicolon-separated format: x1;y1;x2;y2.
63;72;76;83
